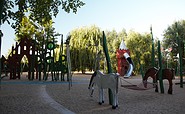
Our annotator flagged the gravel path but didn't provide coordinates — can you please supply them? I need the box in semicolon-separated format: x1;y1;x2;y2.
1;74;185;114
0;84;60;114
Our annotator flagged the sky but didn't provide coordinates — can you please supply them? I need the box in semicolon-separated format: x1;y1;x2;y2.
1;0;185;56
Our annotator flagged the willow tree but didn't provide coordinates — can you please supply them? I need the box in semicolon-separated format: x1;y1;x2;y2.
70;25;102;73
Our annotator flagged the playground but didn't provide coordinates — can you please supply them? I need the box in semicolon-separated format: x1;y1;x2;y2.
0;28;185;114
1;1;185;114
0;73;185;114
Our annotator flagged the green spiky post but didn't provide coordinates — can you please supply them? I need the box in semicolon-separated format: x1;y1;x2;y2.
176;22;183;88
0;0;5;84
150;26;155;67
158;41;164;93
102;31;113;105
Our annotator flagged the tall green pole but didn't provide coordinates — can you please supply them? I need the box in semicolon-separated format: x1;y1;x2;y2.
136;51;144;78
51;37;55;81
60;34;64;81
0;0;5;85
158;41;164;93
31;37;36;80
176;22;183;88
0;31;2;84
43;35;47;80
102;31;113;105
102;31;112;73
150;26;155;67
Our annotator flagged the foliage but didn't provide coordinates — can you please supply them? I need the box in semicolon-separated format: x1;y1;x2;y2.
163;20;185;56
69;26;155;74
0;0;85;73
1;0;85;32
102;30;154;74
163;20;185;70
69;25;102;73
125;31;153;74
3;0;185;75
0;0;14;25
98;30;153;74
15;16;36;40
14;16;59;48
104;29;127;72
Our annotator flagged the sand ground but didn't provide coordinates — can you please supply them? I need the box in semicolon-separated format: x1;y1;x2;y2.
0;73;185;114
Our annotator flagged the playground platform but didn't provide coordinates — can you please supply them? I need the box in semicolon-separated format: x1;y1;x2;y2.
0;73;185;114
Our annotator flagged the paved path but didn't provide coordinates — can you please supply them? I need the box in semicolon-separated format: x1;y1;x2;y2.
40;85;75;114
1;74;185;114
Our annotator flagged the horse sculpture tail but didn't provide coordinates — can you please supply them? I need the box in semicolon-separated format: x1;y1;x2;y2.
115;73;119;93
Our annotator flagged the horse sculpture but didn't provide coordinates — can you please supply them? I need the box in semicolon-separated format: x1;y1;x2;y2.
143;67;174;94
88;70;119;109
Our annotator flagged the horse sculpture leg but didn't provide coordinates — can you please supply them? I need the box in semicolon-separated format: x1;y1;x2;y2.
112;93;116;109
98;88;104;105
112;89;118;109
154;79;159;93
102;89;105;103
168;79;173;94
164;69;173;94
116;93;118;107
155;82;159;92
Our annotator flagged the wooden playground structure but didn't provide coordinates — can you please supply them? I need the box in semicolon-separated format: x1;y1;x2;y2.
1;35;72;82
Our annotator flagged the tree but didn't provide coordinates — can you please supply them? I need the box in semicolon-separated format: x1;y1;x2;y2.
125;31;153;74
0;0;14;25
0;0;85;66
1;0;85;32
70;25;102;73
163;20;185;57
104;29;127;72
163;20;185;69
69;27;155;74
14;16;59;50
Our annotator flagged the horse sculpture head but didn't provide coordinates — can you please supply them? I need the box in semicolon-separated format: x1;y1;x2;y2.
143;67;158;88
143;67;174;94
